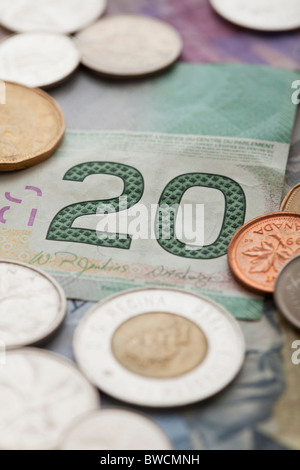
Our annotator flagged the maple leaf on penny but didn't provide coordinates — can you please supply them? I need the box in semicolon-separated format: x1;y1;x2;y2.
243;240;292;274
243;241;276;273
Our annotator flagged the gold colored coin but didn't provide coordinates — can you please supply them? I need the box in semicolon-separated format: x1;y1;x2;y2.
280;183;300;213
0;82;65;171
112;312;208;379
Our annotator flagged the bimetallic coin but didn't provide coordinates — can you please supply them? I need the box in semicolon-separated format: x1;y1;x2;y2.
210;0;300;32
0;260;66;349
60;409;173;450
228;213;300;294
0;0;107;35
280;183;300;213
0;82;65;171
0;33;80;89
275;255;300;329
75;15;183;78
0;349;100;450
73;288;245;408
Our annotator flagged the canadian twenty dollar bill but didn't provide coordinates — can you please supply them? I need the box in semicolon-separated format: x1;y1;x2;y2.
0;64;298;320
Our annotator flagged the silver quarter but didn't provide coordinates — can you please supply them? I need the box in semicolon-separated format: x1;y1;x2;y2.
73;288;245;408
210;0;300;32
0;33;80;88
0;0;107;35
75;15;183;78
60;409;173;450
0;260;66;349
275;255;300;329
0;348;100;450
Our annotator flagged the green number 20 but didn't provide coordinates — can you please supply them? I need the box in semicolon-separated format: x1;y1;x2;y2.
47;162;246;260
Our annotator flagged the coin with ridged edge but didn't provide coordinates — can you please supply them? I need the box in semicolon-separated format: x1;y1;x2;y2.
75;15;183;78
0;82;65;171
0;348;100;450
228;212;300;294
210;0;300;32
275;255;300;329
0;260;66;349
73;288;245;408
60;409;173;450
280;183;300;213
0;0;107;35
0;33;80;89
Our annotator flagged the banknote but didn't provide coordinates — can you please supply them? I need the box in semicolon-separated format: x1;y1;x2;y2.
0;63;298;321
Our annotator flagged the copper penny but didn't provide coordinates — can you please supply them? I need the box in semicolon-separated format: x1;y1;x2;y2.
280;183;300;213
0;82;65;171
228;212;300;294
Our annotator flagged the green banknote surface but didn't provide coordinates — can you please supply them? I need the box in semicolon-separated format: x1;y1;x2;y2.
0;64;298;320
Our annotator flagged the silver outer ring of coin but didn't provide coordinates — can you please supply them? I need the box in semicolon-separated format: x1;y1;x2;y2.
0;0;107;35
274;255;300;329
0;259;67;349
75;15;183;78
73;288;245;408
0;348;100;450
60;409;173;450
210;0;300;32
0;33;81;88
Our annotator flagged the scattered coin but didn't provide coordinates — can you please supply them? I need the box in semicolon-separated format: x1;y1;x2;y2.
210;0;300;32
75;15;183;78
60;409;173;450
0;348;100;450
73;288;245;408
0;82;65;171
0;0;107;35
228;213;300;294
0;33;80;89
280;183;300;213
0;260;66;349
274;255;300;329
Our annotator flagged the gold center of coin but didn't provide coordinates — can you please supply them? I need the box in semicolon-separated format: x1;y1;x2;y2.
111;312;208;379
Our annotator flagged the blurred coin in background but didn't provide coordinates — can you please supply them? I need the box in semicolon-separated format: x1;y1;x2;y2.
0;33;80;88
281;183;300;213
74;288;245;407
275;255;300;329
75;15;183;78
0;82;65;171
0;0;107;34
60;409;173;450
210;0;300;31
0;349;100;450
0;261;66;349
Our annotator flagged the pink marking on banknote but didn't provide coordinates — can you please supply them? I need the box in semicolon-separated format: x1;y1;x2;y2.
5;193;22;204
25;186;42;197
27;208;38;227
0;206;10;224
